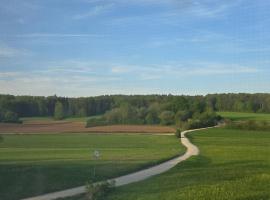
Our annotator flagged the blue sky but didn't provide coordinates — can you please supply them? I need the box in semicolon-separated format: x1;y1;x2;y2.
0;0;269;97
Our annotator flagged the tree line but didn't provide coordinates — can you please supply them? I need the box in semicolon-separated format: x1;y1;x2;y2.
0;93;269;124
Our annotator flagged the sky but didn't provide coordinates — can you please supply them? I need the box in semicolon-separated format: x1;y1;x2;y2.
0;0;270;97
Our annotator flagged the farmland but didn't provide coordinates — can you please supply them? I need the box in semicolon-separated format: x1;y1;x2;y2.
0;122;175;134
0;133;183;200
0;118;175;134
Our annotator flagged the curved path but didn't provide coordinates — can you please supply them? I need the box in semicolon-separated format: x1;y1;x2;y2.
22;127;214;200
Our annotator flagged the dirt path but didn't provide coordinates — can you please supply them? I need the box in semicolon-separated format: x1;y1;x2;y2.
22;127;214;200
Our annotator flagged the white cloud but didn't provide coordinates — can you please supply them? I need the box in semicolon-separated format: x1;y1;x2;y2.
0;72;21;78
0;60;262;96
111;66;132;73
109;62;260;79
0;45;30;58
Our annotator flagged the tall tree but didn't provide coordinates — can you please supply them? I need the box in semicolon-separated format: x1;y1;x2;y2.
54;101;65;120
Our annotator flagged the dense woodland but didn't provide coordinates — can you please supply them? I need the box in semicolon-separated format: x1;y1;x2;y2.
0;93;269;128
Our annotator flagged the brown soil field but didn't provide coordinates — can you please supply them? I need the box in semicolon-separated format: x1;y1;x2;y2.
0;121;175;134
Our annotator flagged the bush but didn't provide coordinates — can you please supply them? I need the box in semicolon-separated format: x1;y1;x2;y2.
86;117;109;127
175;128;181;138
2;111;21;123
86;180;115;200
186;112;220;129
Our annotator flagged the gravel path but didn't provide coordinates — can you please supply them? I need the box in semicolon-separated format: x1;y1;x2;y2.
22;127;213;200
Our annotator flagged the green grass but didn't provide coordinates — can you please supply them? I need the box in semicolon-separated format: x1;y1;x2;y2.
103;128;270;200
218;111;270;121
0;134;183;200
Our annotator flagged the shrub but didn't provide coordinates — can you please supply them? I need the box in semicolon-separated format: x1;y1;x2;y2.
175;128;181;138
3;111;21;123
86;117;108;127
86;180;115;200
186;111;221;129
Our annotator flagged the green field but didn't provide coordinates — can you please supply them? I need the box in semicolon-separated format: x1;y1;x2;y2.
103;128;270;200
218;111;270;121
0;134;183;200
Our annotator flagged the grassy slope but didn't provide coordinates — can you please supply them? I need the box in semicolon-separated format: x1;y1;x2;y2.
105;128;270;200
0;134;183;200
218;111;270;121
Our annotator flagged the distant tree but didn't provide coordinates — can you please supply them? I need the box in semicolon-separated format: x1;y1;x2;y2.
159;111;175;125
54;101;65;120
145;103;160;124
137;107;147;124
104;108;122;124
175;110;192;123
0;110;4;122
1;93;270;124
145;112;159;124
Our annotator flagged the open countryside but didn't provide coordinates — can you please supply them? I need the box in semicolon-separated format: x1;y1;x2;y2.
1;94;270;200
1;1;270;200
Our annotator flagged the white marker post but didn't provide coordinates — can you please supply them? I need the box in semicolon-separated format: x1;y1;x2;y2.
92;150;100;179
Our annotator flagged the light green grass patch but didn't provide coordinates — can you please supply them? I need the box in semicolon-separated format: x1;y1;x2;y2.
218;111;270;121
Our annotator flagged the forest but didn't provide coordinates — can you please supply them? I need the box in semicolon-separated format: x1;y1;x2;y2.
0;93;269;128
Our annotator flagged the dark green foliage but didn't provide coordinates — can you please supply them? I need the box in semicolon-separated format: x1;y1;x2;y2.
175;129;181;138
54;101;65;120
186;112;220;129
175;110;192;123
2;111;20;123
1;93;270;124
0;109;20;123
145;103;160;124
145;112;159;124
159;111;175;125
86;117;108;127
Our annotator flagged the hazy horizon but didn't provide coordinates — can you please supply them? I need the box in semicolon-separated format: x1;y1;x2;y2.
1;0;270;96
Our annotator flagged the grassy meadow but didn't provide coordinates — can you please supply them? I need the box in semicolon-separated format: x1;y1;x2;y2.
0;133;183;200
218;111;270;121
103;127;270;200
